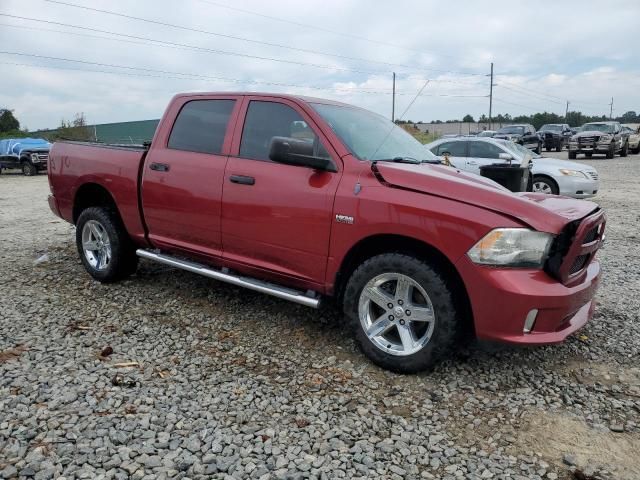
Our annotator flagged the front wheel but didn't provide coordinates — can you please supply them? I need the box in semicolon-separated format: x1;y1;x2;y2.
75;207;138;283
620;141;628;157
532;175;559;195
22;161;37;176
343;253;461;373
568;151;577;159
534;142;541;154
606;143;615;159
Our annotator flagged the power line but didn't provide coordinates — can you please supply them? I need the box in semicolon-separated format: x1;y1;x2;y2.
42;0;486;77
0;54;488;98
193;0;464;61
496;84;565;106
0;14;382;75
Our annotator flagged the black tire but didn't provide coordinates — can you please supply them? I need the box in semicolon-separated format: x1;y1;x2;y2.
620;141;628;157
532;175;559;195
555;141;562;152
75;207;138;283
585;152;593;158
22;161;37;176
534;142;541;154
545;147;551;152
568;151;577;159
343;253;461;373
632;145;640;154
606;143;614;159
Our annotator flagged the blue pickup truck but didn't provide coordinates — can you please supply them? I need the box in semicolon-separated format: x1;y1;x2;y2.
0;138;51;175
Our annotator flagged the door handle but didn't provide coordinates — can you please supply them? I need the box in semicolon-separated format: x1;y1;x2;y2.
468;161;478;165
229;174;255;186
149;162;170;172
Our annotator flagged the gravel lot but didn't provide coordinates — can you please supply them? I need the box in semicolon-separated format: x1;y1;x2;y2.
1;155;639;480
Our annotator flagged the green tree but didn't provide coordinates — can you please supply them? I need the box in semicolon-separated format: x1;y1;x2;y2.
462;114;475;123
0;109;20;133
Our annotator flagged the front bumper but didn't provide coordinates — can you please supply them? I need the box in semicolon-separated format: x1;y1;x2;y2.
557;176;599;198
569;143;610;153
455;255;600;344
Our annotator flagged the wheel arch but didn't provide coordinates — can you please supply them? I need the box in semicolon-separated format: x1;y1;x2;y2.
73;182;121;225
334;234;474;334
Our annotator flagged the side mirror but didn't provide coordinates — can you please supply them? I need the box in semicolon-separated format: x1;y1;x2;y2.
268;136;336;172
499;153;513;161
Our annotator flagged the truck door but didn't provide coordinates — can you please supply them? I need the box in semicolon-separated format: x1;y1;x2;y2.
220;97;341;289
141;96;241;259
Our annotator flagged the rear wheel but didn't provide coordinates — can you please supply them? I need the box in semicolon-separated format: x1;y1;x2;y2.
555;141;562;152
22;161;37;176
532;175;559;195
585;152;593;158
343;253;460;373
568;151;577;159
534;142;542;154
75;207;138;283
545;146;551;152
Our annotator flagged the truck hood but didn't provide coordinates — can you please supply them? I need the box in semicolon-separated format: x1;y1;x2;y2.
573;130;606;138
373;162;598;233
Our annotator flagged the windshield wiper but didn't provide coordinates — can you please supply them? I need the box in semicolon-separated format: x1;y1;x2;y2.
375;156;422;164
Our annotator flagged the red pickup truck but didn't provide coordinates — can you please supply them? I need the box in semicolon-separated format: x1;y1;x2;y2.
48;92;605;372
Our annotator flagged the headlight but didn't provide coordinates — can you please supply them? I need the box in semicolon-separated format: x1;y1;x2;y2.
598;134;611;142
559;168;588;178
467;228;554;268
31;153;38;161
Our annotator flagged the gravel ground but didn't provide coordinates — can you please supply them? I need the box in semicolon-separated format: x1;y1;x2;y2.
1;156;639;480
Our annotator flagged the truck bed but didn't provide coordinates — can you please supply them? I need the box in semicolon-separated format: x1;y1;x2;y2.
48;141;149;244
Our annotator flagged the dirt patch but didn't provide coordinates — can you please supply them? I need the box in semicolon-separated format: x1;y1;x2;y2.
517;410;640;480
0;344;28;363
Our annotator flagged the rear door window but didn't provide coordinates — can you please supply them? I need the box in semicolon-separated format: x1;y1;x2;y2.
435;141;467;156
468;141;503;159
168;99;236;154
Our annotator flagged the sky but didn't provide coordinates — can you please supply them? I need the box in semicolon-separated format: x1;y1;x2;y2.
1;0;639;130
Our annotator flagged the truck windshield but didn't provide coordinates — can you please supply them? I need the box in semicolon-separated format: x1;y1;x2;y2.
497;126;525;134
311;103;438;162
583;123;615;133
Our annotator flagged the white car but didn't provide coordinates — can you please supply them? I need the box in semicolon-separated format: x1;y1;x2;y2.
426;137;599;198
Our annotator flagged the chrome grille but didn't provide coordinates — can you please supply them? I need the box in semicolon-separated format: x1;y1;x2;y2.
579;136;598;144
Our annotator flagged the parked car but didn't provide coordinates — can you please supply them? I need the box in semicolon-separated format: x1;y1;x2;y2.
0;138;50;175
538;124;573;152
622;124;640;154
569;121;629;159
493;124;542;153
427;137;599;198
48;92;604;373
477;130;496;137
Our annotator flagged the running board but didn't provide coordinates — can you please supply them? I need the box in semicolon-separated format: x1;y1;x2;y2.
136;249;321;309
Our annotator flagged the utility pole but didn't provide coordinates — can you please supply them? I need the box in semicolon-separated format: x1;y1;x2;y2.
609;97;613;120
565;101;570;120
488;62;494;130
391;72;396;122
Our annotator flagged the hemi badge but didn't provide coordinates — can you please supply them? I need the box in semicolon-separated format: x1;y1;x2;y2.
335;214;354;225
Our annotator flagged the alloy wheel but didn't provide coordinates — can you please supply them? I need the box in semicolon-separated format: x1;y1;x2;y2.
358;273;436;356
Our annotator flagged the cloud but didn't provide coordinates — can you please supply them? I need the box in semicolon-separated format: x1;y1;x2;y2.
0;0;638;129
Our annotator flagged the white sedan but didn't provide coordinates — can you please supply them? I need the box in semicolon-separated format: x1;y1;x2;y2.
426;137;599;198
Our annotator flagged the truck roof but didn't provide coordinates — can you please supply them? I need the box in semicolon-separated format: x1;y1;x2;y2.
172;91;353;107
